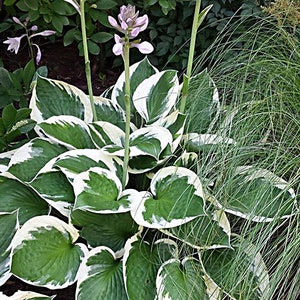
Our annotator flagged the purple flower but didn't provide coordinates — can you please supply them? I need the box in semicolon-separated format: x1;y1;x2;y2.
108;5;149;38
109;5;153;57
3;35;26;54
112;34;154;56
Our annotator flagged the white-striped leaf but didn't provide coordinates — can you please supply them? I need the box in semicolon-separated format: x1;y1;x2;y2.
162;209;231;250
7;138;67;182
71;210;139;252
183;133;236;152
94;96;125;129
36;116;96;149
123;234;178;300
0;175;49;224
130;166;205;229
133;70;179;124
129;126;172;159
185;69;220;133
89;121;124;150
111;57;158;112
0;211;18;286
53;149;123;182
0;290;56;299
73;167;133;213
156;257;209;300
11;216;88;289
220;165;297;222
30;76;93;123
29;170;75;217
76;247;126;300
201;237;270;299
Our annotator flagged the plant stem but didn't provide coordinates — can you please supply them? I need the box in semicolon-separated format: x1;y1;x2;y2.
179;0;201;113
80;0;97;121
122;35;131;189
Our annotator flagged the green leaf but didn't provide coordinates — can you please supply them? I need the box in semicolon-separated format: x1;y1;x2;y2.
91;32;113;43
219;166;297;222
131;166;205;229
0;211;18;285
30;170;75;217
73;167;133;213
156;257;210;300
11;216;88;289
95;0;117;9
0;175;49;224
133;70;179;124
23;59;36;90
37;116;96;149
54;148;121;182
94;96;125;129
185;69;220;133
201;237;270;299
129;126;172;159
123;235;177;300
76;247;126;300
197;5;213;29
30;76;93;123
162;209;231;249
7;138;67;182
87;40;100;55
2;104;17;130
89;121;124;149
111;58;158;114
71;210;139;252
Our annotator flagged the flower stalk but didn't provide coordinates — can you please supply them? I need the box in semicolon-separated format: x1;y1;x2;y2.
80;0;97;122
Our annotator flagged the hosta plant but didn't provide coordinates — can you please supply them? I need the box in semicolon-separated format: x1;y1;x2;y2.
0;2;298;300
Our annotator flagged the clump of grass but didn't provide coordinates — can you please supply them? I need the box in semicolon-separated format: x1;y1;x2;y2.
184;15;300;299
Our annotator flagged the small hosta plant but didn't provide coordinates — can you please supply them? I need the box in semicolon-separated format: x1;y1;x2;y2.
0;2;298;300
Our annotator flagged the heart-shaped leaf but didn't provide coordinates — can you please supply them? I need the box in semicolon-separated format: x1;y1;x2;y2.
76;247;126;300
73;167;134;213
123;234;178;300
0;175;49;225
71;210;139;252
30;76;93;123
7;138;67;182
133;70;179;124
131;166;205;228
11;216;88;289
36;116;96;149
156;257;210;300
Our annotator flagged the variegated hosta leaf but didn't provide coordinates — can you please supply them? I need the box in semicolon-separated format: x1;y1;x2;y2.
73;167;135;213
183;133;236;153
156;257;210;300
94;96;125;130
153;110;186;153
201;237;270;299
29;170;75;217
53;149;123;183
0;175;49;224
30;76;93;123
0;149;17;173
36;116;96;149
129;126;172;159
185;69;220;133
7;138;67;182
161;209;231;250
89;121;124;150
123;234;178;300
71;210;139;252
76;247;126;300
175;151;198;170
11;216;88;289
0;211;18;286
133;70;179;124
111;57;158;113
220;165;297;222
130;166;205;229
0;290;56;299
